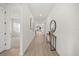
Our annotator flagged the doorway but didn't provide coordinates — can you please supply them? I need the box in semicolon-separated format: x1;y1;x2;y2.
10;18;20;55
0;18;20;56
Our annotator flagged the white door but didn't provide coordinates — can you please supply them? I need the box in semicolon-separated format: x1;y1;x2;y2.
0;7;6;52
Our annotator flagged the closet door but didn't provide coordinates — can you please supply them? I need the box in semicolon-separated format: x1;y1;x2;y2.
0;7;6;52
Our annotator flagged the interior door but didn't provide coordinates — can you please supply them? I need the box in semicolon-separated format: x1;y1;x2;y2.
0;7;6;52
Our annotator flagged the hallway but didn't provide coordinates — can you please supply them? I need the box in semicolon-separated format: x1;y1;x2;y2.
24;31;58;56
0;3;79;56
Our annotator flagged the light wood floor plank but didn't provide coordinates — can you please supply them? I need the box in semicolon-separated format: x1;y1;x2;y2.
0;31;58;56
24;31;58;56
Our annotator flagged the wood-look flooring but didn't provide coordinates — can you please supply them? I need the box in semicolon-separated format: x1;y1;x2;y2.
0;48;19;56
0;31;58;56
0;38;20;56
24;31;58;56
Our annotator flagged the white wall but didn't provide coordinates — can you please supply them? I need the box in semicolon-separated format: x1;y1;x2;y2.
20;4;35;55
46;3;79;56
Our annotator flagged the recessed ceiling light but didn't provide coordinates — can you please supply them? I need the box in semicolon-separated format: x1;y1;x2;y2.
40;14;42;16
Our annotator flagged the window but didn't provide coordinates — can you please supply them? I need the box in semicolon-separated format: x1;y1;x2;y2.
13;22;20;32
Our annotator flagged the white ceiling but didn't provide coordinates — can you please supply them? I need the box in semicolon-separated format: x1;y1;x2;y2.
27;3;55;23
0;3;55;23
